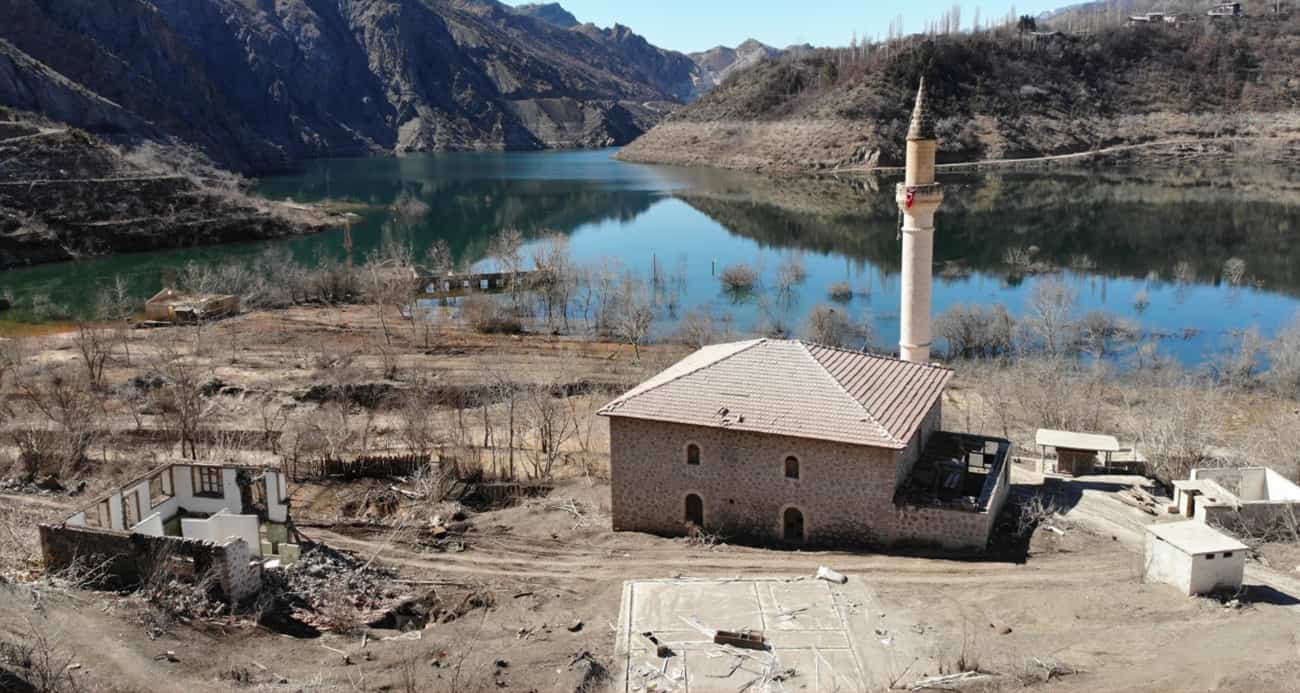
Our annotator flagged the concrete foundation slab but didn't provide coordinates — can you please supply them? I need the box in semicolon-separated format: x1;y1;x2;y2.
615;577;880;693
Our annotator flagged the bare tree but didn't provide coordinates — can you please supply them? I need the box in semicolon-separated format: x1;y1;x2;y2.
100;274;136;365
1022;277;1077;357
532;234;575;331
611;277;655;361
489;228;526;309
398;378;444;458
149;348;218;460
523;380;577;480
72;318;111;390
363;240;416;347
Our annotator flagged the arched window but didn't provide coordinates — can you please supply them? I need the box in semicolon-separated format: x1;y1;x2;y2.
686;443;701;466
685;494;704;526
783;507;805;543
784;456;800;480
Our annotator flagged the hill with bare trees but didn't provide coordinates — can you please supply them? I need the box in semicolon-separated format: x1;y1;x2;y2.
620;11;1300;172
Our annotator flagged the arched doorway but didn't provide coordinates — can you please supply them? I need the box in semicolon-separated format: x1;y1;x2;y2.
685;494;704;527
783;507;805;543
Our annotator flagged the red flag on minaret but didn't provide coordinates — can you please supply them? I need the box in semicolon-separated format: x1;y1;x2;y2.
905;187;916;209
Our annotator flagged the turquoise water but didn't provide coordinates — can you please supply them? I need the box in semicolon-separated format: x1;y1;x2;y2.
4;148;1300;364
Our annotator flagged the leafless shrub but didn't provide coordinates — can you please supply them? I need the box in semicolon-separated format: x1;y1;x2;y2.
462;295;523;334
684;524;726;549
1222;257;1247;286
1210;326;1263;389
1006;357;1109;433
825;281;853;303
1264;314;1300;400
10;369;98;479
804;304;870;350
1133;289;1151;313
0;618;78;693
775;255;807;292
676;308;716;348
1016;494;1060;537
1125;373;1221;483
936;304;1016;359
1076;310;1137;359
719;263;759;293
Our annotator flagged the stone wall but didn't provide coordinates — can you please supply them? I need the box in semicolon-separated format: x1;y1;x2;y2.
38;524;260;602
607;414;994;548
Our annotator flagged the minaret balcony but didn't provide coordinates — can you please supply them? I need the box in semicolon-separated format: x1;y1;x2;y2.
895;182;944;208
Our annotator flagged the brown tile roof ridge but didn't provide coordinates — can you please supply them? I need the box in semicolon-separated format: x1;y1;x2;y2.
793;341;906;447
800;340;954;374
598;338;767;414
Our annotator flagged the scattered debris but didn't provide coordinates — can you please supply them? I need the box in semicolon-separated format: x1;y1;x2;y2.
909;671;991;690
815;566;848;584
641;632;674;658
714;629;769;651
1117;485;1161;516
567;619;584;633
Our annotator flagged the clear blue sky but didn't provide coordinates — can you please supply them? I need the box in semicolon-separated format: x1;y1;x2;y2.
505;0;1066;54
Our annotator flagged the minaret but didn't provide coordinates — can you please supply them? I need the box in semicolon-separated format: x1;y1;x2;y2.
896;78;943;363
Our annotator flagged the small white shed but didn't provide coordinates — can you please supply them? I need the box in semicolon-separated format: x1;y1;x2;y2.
1144;521;1247;596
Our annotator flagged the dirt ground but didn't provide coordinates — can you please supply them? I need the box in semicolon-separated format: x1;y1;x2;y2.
2;307;1300;693
5;468;1300;693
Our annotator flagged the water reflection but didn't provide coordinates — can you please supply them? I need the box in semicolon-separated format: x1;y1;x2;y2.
2;149;1297;364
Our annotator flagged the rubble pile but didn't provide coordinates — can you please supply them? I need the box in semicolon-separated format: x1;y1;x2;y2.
267;543;402;631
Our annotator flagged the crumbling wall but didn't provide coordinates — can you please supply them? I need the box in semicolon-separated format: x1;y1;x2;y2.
214;537;261;602
38;524;259;601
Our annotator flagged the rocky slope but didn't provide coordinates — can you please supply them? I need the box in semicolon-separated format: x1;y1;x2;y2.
0;108;338;268
0;0;700;173
622;17;1300;173
688;40;784;90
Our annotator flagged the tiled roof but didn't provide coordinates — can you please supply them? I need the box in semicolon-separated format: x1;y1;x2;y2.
599;339;952;449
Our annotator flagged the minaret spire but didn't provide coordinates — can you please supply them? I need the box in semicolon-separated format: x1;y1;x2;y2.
907;77;935;141
896;78;944;363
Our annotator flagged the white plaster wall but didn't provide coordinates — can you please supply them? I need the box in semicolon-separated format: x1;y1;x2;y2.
1188;551;1245;595
171;465;244;514
1264;469;1300;500
132;512;165;537
1144;533;1193;595
265;472;289;523
67;512;86;527
107;491;124;530
181;518;216;543
211;514;262;557
1239;468;1268;500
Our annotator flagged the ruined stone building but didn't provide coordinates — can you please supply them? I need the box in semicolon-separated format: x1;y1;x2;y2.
600;81;1012;551
39;462;299;601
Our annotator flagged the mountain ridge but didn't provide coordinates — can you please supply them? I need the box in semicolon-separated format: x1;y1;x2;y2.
621;16;1300;173
0;0;701;173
